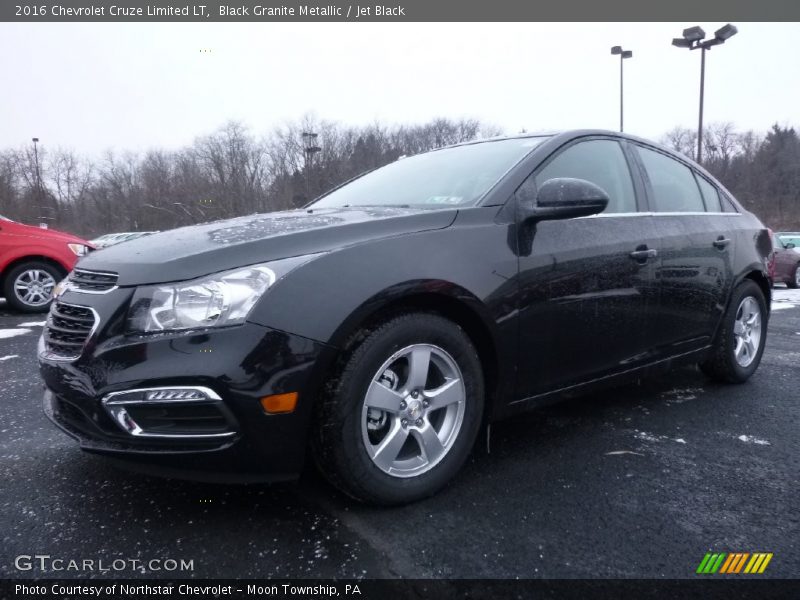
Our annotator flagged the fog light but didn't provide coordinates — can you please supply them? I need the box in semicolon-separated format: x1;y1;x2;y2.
145;388;208;401
101;386;235;439
260;392;298;414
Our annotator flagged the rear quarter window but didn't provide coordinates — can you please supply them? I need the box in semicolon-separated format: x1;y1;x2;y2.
695;175;723;212
637;145;706;213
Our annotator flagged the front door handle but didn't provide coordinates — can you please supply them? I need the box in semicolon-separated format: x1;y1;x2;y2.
630;247;658;261
713;237;731;249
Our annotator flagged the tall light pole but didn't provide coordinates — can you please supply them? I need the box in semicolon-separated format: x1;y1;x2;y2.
672;24;738;164
301;132;321;201
31;137;46;227
610;46;633;132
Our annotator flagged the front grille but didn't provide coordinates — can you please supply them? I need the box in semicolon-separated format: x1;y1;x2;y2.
44;301;96;358
70;268;118;292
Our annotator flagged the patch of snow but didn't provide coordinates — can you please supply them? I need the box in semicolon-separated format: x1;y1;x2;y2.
18;321;46;327
674;438;687;444
771;303;795;311
0;355;19;361
635;431;661;442
0;328;31;339
737;435;770;446
662;387;702;403
605;450;644;456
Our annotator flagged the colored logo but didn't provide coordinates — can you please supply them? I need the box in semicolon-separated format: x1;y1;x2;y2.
696;552;773;574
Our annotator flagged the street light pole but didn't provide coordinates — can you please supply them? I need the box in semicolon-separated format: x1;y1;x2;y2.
697;47;706;164
672;24;738;164
31;137;44;226
301;132;321;201
610;46;633;132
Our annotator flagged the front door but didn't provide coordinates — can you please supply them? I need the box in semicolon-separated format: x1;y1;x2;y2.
515;138;659;400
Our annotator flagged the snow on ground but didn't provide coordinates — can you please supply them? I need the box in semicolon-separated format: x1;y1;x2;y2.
772;286;800;311
737;435;771;446
18;321;46;327
0;329;31;339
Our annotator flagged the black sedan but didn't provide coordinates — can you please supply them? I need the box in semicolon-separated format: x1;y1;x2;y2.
38;130;772;505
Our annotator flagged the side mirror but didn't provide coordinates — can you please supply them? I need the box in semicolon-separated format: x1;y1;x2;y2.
524;178;610;222
786;242;796;249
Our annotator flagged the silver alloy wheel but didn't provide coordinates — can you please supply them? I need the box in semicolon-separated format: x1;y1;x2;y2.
795;265;800;287
732;296;762;368
361;344;466;478
13;269;57;307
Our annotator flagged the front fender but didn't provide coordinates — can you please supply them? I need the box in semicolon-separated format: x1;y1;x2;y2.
0;244;75;274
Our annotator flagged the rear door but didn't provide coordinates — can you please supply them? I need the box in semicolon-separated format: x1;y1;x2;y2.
631;144;736;356
515;137;660;399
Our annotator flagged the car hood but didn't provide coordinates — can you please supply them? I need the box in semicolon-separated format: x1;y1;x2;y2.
9;222;89;244
77;206;458;285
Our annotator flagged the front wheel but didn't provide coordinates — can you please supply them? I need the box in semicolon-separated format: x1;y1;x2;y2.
3;261;63;313
700;280;768;383
312;313;485;505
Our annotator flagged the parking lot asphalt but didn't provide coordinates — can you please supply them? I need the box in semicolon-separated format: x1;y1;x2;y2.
1;290;798;580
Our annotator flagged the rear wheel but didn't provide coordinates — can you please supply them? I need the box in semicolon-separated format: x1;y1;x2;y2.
3;261;62;313
312;313;484;505
787;263;800;289
700;280;767;383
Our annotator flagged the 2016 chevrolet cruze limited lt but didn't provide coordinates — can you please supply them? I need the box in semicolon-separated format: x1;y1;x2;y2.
39;131;772;504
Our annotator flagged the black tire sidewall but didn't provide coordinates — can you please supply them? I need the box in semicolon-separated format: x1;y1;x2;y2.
722;281;768;381
3;261;63;313
325;314;484;504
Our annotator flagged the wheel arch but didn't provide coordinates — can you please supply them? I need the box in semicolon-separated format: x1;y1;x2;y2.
742;268;772;309
318;282;504;423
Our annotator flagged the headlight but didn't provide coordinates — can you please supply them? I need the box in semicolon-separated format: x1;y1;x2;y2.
67;243;90;256
126;255;320;333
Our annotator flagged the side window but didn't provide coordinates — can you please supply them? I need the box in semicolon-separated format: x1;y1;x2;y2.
637;146;705;212
534;140;636;213
720;192;739;213
695;175;723;212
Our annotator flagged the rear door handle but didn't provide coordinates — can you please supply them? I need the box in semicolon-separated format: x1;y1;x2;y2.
630;247;658;261
713;237;731;249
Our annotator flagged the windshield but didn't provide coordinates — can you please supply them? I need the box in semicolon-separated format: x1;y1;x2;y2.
310;137;547;210
778;234;800;248
0;214;12;222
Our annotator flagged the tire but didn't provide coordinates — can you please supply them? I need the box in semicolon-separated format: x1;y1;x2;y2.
700;280;768;383
787;263;800;289
2;261;63;313
312;312;485;505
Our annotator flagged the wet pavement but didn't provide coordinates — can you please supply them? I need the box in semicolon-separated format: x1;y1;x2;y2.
1;289;798;579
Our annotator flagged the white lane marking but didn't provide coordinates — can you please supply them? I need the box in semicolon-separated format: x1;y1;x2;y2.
0;329;32;339
605;450;644;456
737;435;770;446
0;355;19;361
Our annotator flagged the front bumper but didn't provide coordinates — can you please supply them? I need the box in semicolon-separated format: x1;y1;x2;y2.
38;293;335;482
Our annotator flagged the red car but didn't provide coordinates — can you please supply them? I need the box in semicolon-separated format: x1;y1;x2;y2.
0;215;93;312
770;231;800;288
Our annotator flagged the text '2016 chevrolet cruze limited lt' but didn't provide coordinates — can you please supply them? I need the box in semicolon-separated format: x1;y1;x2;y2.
38;131;772;505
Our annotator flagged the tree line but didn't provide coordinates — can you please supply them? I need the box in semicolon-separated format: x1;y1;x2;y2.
0;117;797;238
661;122;800;228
